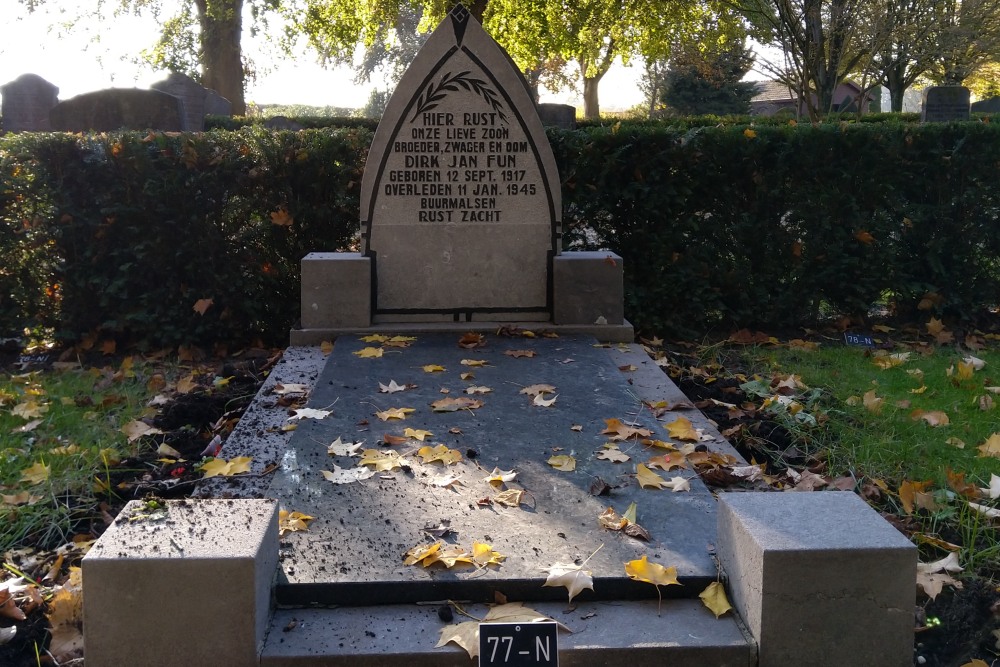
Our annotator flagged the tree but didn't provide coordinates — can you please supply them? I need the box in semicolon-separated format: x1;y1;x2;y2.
299;0;738;119
868;0;939;112
928;0;1000;86
662;27;756;115
17;0;286;115
638;59;671;117
736;0;883;119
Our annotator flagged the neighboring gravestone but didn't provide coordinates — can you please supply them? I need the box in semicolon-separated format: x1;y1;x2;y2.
360;4;561;322
50;88;184;132
0;73;59;132
921;85;970;122
204;89;232;117
538;103;577;129
151;72;209;131
971;96;1000;113
263;115;304;131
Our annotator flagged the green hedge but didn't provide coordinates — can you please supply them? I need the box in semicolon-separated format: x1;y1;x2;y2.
2;120;999;346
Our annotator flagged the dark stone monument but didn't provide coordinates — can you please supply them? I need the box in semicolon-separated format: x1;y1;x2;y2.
971;96;1000;113
49;88;184;132
151;72;209;131
1;73;59;132
204;89;232;117
921;86;971;122
537;102;577;129
263;115;304;131
294;5;629;342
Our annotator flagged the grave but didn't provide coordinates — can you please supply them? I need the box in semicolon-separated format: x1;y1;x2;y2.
49;88;184;132
972;96;1000;113
83;7;916;666
921;85;971;122
292;4;630;344
0;73;59;132
151;72;212;131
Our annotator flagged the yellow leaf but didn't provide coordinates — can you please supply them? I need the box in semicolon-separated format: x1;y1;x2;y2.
431;397;483;412
977;433;1000;458
404;541;442;566
484;467;517;488
353;347;384;359
699;581;733;618
460;359;489;367
270;207;293;226
12;400;48;420
743;128;756;138
422;364;446;373
278;510;314;536
361;334;389;343
472;542;506;567
20;461;50;485
375;407;415;421
665;416;699;441
625;554;680;608
911;410;950;427
417;444;462;465
547;454;576;471
926;317;946;336
862;390;883;413
464;385;492;395
493;489;525;506
359;449;406;471
636;463;668;489
200;456;252;478
320;340;334;355
403;427;433;441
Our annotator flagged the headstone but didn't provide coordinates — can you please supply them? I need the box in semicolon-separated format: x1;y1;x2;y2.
360;4;561;323
151;72;209;131
0;73;59;132
263;115;304;131
921;85;970;122
49;88;184;132
971;96;1000;113
204;89;232;117
537;102;577;129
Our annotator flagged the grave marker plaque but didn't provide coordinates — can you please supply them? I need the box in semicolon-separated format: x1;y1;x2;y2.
361;5;560;322
921;86;971;122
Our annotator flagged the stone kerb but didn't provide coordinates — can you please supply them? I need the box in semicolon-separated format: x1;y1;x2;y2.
83;499;279;667
717;492;915;666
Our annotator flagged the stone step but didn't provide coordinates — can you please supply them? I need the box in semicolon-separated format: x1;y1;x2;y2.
261;600;755;667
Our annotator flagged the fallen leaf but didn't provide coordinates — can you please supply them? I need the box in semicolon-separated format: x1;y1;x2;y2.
505;349;536;358
278;510;314;536
636;463;668;489
361;334;390;343
597;445;630;463
625;555;680;611
417;444;463;465
431;397;483;412
533;393;558;407
270;207;293;226
20;461;50;485
918;552;964;575
968;502;1000;519
543;560;595;603
359;449;407;471
493;489;525;507
570;424;583;432
436;545;475;568
436;603;555;659
121;420;164;443
547;454;576;471
910;409;950;427
321;464;376;484
200;456;252;478
327;437;364;456
403;427;433;441
520;384;556;396
983;473;1000;499
273;383;310;396
646;452;687;471
156;443;183;459
404;541;442;566
382;434;408;446
460;372;475;380
422;364;446;373
699;581;733;618
290;407;333;420
664;476;692;492
472;542;506;567
428;474;463;489
192;298;214;315
12;400;48;420
978;433;1000;458
320;340;334;355
46;567;83;660
353;347;384;359
379;380;413;394
665;417;700;441
375;407;415;421
458;332;485;348
484;467;516;488
862;390;883;413
460;359;489;367
602;418;652;441
464;385;492;395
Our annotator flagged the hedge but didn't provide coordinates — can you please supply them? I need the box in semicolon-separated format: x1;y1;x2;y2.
1;119;998;346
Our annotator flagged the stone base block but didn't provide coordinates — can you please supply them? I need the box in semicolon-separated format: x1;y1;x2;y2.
553;251;624;326
301;252;371;329
717;492;915;667
83;499;279;667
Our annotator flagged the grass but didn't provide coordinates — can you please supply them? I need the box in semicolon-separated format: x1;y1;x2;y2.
0;355;162;552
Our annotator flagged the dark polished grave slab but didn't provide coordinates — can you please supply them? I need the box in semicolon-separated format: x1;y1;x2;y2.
266;334;719;606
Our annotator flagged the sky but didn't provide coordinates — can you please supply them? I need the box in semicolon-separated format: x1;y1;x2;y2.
0;1;647;111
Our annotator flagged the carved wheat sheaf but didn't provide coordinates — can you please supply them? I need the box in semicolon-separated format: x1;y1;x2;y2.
409;70;509;124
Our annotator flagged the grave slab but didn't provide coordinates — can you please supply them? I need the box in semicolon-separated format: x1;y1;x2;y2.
262;599;753;666
717;491;915;666
82;498;279;667
265;334;721;606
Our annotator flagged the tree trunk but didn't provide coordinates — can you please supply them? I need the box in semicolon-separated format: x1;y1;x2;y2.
197;0;246;115
583;74;603;119
887;66;905;112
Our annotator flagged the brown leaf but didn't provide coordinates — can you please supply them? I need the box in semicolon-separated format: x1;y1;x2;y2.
457;332;485;348
270;207;293;226
601;418;652;441
192;298;214;315
505;349;536;358
431;397;483;412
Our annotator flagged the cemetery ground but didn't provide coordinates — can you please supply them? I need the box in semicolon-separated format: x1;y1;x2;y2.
1;324;1000;666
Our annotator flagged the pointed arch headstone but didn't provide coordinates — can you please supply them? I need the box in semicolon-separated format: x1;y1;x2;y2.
360;4;561;322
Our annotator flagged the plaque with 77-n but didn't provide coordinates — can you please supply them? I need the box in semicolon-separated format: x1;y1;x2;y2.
479;622;558;667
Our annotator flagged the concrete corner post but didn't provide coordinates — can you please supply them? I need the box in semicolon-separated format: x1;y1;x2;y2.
83;499;279;667
717;492;915;666
300;252;371;329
